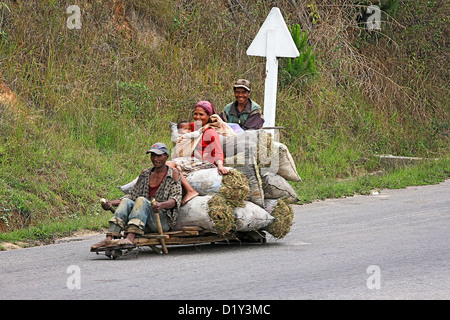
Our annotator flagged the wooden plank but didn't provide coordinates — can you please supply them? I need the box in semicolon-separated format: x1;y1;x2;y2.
181;226;204;231
132;234;237;247
139;234;170;239
141;230;200;237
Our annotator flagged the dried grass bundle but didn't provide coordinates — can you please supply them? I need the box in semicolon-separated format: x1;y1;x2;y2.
219;169;250;207
207;194;235;236
267;198;294;239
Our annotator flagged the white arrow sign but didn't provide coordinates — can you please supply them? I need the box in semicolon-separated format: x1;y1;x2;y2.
246;7;299;136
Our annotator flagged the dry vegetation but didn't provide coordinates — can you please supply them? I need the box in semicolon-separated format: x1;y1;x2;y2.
0;0;448;237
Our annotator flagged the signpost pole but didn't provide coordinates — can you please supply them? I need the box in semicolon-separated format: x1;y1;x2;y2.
264;29;278;137
246;7;300;138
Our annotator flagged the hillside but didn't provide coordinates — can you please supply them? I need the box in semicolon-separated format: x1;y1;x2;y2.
0;0;448;237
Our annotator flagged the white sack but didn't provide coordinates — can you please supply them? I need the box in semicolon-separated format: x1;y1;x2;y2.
261;172;298;201
274;142;302;182
234;201;275;232
185;168;229;195
119;177;138;194
173;195;215;231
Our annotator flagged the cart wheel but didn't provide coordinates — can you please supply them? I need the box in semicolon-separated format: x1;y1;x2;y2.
111;249;122;259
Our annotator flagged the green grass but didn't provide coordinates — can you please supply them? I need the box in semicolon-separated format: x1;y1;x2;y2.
293;157;450;204
0;210;110;250
0;1;448;246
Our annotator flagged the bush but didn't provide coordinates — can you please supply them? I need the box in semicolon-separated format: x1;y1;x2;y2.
280;24;317;87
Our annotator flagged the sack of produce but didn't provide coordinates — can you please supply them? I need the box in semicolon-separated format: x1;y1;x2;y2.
185;168;224;195
185;168;248;205
173;195;215;231
263;198;280;213
119;177;138;193
273;142;302;182
173;194;236;236
225;147;265;207
234;201;275;232
169;121;179;144
221;129;274;166
261;172;299;202
220;130;258;158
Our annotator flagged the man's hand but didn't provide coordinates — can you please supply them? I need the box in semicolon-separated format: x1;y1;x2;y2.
152;199;176;212
100;198;120;212
151;200;163;212
100;198;113;211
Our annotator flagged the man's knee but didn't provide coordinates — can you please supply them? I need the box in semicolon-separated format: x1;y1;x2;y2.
134;196;150;208
119;197;134;208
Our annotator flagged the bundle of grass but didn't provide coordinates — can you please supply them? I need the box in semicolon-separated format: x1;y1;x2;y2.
267;198;294;239
218;169;250;207
207;194;235;236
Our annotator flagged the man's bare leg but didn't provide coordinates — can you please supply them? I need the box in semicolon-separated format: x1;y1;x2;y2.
166;161;198;205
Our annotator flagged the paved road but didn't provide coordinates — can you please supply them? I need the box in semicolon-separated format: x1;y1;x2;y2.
1;180;449;300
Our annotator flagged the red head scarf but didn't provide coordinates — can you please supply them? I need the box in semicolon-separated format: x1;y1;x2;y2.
195;101;216;115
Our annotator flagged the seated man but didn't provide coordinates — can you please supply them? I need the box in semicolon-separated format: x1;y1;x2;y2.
219;79;264;130
91;142;182;248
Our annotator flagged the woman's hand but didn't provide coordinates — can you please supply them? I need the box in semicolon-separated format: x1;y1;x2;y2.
216;161;229;175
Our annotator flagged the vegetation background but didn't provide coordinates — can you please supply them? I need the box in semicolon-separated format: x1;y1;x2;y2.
0;0;448;245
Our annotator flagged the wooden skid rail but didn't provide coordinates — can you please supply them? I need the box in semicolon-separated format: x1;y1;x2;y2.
134;234;233;246
91;226;266;258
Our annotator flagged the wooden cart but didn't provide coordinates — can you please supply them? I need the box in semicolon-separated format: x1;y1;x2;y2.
90;226;267;259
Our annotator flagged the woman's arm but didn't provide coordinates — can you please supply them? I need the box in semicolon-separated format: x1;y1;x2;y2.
202;128;228;175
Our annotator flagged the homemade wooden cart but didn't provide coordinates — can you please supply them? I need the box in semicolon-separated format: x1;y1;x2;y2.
90;226;267;259
91;198;267;259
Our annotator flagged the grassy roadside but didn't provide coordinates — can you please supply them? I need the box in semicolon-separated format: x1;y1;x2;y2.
1;157;448;250
0;1;448;249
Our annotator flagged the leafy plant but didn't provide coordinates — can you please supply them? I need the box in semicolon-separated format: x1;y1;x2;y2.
307;2;320;25
280;24;317;87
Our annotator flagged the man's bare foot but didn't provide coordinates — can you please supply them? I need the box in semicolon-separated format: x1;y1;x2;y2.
181;190;199;206
91;236;113;249
118;233;135;245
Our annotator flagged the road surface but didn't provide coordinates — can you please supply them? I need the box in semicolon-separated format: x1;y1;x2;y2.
1;180;449;301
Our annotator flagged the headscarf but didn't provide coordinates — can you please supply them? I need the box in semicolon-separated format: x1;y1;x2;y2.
194;101;216;116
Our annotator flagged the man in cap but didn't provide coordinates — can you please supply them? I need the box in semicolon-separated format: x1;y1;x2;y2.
91;142;182;248
219;79;264;130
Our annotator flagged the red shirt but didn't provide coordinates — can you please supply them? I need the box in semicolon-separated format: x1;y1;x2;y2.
148;170;167;199
190;123;224;165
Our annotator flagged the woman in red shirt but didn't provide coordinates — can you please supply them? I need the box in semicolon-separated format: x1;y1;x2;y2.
169;101;229;205
191;102;228;173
